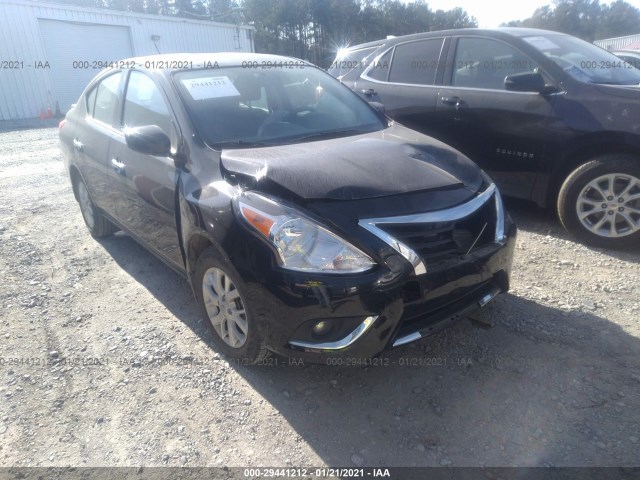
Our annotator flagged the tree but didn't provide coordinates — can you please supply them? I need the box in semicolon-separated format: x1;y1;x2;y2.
502;0;640;41
242;0;476;66
596;0;640;39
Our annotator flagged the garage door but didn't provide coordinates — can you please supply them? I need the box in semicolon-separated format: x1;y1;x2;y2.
38;19;133;114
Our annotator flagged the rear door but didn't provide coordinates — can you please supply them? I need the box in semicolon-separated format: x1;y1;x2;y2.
74;71;125;213
355;37;448;134
436;36;555;198
107;71;183;268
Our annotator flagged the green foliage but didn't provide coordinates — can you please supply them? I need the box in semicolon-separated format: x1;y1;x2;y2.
502;0;640;41
242;0;477;67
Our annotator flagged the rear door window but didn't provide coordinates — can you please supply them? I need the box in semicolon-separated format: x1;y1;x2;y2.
92;72;123;125
388;38;445;85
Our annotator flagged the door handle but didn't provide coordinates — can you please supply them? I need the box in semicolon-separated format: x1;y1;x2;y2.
72;138;83;151
441;96;465;106
361;88;377;97
111;158;125;175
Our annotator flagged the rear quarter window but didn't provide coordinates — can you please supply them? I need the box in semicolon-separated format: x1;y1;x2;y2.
330;46;379;81
85;87;97;116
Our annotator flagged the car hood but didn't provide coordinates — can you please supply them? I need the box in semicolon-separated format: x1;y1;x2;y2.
592;83;640;99
220;124;483;201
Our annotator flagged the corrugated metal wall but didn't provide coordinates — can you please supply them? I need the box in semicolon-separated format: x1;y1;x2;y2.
0;0;255;120
594;34;640;50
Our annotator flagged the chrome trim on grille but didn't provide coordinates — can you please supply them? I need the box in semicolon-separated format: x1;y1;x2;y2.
359;221;427;275
288;316;377;352
494;188;506;243
359;184;503;275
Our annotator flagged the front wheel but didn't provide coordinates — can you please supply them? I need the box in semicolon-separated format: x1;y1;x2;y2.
558;155;640;248
194;246;269;364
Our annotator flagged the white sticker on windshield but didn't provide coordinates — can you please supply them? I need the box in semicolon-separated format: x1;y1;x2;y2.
524;36;560;51
181;76;240;100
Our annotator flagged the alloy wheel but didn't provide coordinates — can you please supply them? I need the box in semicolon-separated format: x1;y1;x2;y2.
576;173;640;238
201;267;248;348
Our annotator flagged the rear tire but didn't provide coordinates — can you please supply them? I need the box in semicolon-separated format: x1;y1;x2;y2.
558;155;640;248
194;246;269;364
75;176;117;238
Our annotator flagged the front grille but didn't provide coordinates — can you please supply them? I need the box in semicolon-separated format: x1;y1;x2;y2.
379;194;497;265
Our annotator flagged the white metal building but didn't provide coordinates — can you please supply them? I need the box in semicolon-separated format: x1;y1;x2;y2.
0;0;254;120
594;33;640;51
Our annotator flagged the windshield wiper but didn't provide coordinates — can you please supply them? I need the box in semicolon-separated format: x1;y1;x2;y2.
590;81;638;85
287;129;365;144
215;140;272;149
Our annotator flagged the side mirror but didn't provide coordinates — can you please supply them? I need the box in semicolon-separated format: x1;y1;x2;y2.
504;72;547;93
368;101;385;114
124;125;171;156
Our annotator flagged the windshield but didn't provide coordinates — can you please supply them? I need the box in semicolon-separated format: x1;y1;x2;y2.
174;66;386;148
523;34;640;85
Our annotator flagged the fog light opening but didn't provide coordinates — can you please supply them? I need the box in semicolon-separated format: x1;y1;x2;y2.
312;320;333;337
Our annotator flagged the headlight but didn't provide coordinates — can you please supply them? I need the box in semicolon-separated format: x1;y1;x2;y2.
235;192;376;273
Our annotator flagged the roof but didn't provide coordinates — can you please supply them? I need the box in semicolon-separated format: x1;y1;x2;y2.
340;27;569;52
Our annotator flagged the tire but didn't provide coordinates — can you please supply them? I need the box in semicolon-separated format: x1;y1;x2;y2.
558;155;640;248
194;246;269;364
75;176;118;238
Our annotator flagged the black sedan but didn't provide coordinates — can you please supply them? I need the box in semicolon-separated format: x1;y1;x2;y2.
331;28;640;248
59;53;515;364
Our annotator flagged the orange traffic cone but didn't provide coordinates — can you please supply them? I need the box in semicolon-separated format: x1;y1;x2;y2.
47;106;53;118
39;109;45;121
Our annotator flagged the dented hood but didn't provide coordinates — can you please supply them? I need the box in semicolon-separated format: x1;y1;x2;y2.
219;124;483;200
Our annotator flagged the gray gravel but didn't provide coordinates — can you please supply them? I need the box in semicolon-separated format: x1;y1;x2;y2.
0;127;639;467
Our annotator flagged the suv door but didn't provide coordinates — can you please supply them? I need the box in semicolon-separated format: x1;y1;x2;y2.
437;36;556;198
107;70;183;269
355;37;448;133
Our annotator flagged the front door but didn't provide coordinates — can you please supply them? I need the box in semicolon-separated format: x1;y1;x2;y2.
107;70;183;268
437;36;556;198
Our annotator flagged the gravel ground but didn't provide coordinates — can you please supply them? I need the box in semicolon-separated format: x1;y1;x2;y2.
0;127;639;468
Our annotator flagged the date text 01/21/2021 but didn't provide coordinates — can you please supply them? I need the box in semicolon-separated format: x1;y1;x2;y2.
243;468;391;478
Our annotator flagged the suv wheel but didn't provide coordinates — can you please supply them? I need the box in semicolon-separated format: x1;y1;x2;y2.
558;155;640;248
194;246;269;364
76;177;117;238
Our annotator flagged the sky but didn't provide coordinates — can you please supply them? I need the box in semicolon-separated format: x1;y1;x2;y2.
422;0;640;28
